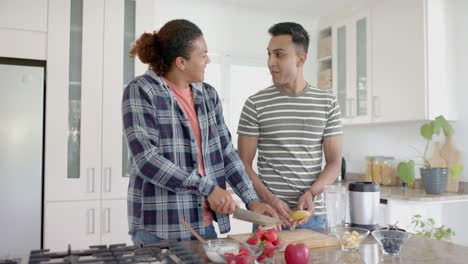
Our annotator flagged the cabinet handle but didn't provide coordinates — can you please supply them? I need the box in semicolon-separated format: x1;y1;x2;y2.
103;167;112;192
373;96;381;117
103;208;111;233
87;168;95;193
87;208;95;234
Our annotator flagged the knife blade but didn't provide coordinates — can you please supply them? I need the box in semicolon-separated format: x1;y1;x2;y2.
232;207;282;226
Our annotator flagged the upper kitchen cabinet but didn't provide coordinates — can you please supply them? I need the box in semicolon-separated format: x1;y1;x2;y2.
0;0;48;60
334;11;371;125
45;0;150;202
371;0;457;123
318;9;371;125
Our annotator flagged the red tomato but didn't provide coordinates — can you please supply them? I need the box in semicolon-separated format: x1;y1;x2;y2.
234;256;249;264
272;238;283;246
263;229;278;242
238;248;250;256
284;243;310;264
257;253;266;262
254;229;264;240
246;237;258;246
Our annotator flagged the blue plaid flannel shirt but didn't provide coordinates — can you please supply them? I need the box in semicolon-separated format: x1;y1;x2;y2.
122;70;259;240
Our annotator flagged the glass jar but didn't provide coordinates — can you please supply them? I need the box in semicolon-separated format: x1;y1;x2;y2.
372;156;384;184
365;156;373;182
381;157;396;185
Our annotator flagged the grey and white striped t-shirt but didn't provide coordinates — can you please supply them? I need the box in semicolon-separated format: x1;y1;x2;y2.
237;84;342;215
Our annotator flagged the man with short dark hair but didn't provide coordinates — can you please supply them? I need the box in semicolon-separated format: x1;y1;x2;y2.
237;22;343;230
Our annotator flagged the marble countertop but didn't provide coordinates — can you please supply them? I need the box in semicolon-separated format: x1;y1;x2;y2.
185;233;468;263
335;180;468;202
378;184;468;201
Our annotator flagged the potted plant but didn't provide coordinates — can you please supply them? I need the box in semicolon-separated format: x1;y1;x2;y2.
411;214;455;241
398;115;463;195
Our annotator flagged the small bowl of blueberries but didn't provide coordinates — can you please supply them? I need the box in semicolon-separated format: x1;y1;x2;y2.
372;226;412;256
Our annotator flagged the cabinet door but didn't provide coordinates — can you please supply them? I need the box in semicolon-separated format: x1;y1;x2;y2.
371;0;426;123
81;0;105;197
44;201;100;251
350;13;372;124
378;200;389;226
333;12;371;125
45;0;102;201
333;22;350;121
101;0;133;200
101;199;132;245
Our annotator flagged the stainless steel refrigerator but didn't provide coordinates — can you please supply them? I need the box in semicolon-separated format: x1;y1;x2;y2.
0;58;45;256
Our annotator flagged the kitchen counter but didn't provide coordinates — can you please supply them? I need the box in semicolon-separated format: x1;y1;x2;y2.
379;184;468;201
336;179;468;202
184;233;468;263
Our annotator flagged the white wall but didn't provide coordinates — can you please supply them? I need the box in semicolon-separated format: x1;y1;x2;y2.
151;0;318;85
344;0;468;181
453;0;468;182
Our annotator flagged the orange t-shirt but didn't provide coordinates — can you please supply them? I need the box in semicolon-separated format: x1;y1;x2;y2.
164;78;213;227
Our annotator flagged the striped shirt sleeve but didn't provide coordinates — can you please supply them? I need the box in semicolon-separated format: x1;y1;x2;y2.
323;95;342;137
237;97;259;136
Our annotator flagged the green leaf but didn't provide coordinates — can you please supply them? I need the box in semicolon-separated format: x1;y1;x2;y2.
450;164;464;178
421;123;434;140
435;115;454;137
398;161;416;184
431;120;442;136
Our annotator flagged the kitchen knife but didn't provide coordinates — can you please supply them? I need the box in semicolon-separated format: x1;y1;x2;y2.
232;207;282;226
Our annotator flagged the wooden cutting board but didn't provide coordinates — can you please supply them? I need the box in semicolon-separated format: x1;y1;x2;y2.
227;229;340;251
441;136;461;192
428;142;447;168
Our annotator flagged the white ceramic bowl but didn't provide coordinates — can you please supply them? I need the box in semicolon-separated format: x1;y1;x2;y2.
203;239;240;263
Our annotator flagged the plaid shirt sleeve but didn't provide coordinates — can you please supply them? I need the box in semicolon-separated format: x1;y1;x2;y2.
206;85;260;207
122;82;216;197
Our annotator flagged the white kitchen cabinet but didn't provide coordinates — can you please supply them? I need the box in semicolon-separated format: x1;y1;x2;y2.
44;201;101;251
0;0;48;61
378;199;389;227
101;199;132;245
45;0;140;202
45;199;130;250
44;0;150;248
319;0;456;124
332;11;371;125
370;0;457;123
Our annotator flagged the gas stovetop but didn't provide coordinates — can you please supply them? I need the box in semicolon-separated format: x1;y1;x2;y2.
0;242;204;264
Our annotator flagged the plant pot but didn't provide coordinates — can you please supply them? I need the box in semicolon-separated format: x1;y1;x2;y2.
420;168;448;195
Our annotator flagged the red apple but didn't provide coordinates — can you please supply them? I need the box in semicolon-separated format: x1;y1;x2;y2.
284;243;310;264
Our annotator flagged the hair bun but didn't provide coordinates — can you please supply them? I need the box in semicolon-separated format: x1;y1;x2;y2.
129;32;159;64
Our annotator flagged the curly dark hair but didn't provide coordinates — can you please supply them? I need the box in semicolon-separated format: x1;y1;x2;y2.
130;19;203;76
268;22;310;54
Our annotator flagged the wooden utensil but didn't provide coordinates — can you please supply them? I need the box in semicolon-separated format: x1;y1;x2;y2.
232;208;282;226
441;136;461;192
179;218;207;245
428;142;447;168
228;229;340;251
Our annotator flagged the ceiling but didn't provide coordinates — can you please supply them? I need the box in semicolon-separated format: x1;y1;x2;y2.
211;0;359;17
